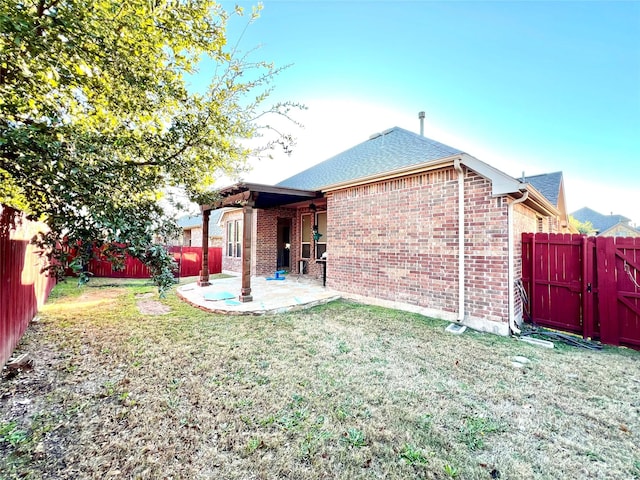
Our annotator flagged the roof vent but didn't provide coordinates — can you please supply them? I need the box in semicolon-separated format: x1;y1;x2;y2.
369;132;382;140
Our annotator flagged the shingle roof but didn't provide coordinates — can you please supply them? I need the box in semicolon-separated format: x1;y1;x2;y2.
571;206;631;233
522;171;562;207
276;127;463;190
177;215;201;229
176;209;224;237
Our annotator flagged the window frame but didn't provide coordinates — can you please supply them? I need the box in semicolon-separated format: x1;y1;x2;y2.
226;219;243;258
315;211;327;259
226;221;233;256
301;213;312;259
234;219;242;258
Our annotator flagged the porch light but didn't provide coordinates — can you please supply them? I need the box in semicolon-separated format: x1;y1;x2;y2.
312;224;322;242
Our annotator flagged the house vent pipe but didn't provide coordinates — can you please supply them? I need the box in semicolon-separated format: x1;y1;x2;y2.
507;190;529;335
453;159;465;322
418;111;425;136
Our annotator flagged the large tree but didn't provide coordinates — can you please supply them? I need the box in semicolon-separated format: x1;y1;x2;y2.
0;0;299;293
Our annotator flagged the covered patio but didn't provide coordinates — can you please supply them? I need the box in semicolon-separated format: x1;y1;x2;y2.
196;182;323;302
177;274;340;315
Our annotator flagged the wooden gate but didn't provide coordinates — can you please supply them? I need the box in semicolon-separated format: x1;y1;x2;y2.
521;233;640;349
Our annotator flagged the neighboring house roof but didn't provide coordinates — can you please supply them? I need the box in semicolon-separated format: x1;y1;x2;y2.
522;172;562;207
571;207;632;234
176;210;224;237
276;127;463;190
177;215;202;229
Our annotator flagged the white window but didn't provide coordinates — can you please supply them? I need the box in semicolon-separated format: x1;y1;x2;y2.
315;211;327;259
226;220;242;257
226;222;233;256
301;214;311;259
235;220;242;258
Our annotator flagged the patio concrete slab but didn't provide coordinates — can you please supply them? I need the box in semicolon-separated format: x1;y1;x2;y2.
177;275;341;315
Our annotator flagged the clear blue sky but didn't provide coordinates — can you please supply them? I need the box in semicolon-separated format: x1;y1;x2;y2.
206;1;640;225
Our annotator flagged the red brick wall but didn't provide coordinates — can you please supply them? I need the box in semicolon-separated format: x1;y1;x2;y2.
254;207;297;277
252;204;327;280
464;175;509;323
326;168;512;324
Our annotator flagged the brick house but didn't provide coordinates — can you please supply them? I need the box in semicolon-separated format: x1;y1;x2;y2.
571;206;640;237
171;210;224;247
200;127;569;335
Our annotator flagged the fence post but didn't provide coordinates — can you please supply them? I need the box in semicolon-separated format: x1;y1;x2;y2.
582;236;595;339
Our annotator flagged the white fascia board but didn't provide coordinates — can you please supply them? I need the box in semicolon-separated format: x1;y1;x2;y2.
461;154;559;216
460;154;524;196
523;185;560;217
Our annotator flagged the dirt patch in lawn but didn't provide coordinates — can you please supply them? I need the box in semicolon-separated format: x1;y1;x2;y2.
136;299;171;315
134;291;172;315
2;283;639;480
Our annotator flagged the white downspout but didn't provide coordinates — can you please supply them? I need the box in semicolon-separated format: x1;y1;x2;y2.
507;190;529;335
454;159;464;322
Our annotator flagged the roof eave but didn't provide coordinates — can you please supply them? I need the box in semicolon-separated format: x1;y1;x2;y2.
461;154;560;217
459;154;523;196
520;184;561;217
216;182;319;198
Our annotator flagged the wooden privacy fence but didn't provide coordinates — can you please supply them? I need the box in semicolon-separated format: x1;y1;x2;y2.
521;233;640;349
85;246;222;279
169;246;222;278
0;205;56;367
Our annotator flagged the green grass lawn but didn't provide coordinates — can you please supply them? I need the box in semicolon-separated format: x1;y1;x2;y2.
1;279;639;479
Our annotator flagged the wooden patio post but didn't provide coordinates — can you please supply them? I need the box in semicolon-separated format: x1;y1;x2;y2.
239;203;253;302
198;209;210;287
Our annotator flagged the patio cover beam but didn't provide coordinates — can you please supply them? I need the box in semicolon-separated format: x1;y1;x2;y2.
202;183;320;212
